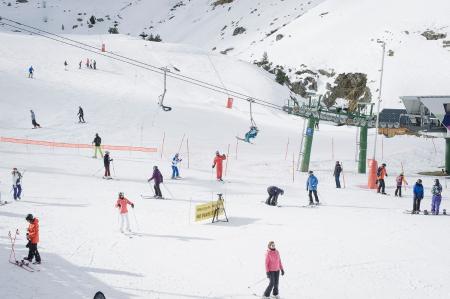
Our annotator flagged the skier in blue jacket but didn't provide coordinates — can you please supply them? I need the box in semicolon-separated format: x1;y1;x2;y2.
244;126;258;143
306;171;319;205
28;66;34;78
171;153;182;179
412;179;424;214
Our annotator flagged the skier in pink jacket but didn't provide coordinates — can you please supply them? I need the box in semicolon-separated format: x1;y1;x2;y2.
263;241;284;299
115;192;134;233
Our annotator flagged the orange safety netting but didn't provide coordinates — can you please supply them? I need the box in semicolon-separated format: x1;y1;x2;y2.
0;137;157;153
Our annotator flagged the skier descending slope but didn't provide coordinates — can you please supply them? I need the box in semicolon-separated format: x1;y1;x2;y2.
77;106;85;123
30;110;41;128
28;65;34;78
171;153;182;179
103;151;113;179
24;214;41;264
263;241;284;299
115;192;134;233
212;151;226;181
306;171;319;205
148;166;164;198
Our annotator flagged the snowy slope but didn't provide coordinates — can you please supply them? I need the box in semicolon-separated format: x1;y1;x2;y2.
2;0;450;107
1;32;450;299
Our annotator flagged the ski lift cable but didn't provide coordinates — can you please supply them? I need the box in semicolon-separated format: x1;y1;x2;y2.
207;54;230;97
0;17;283;111
0;18;283;111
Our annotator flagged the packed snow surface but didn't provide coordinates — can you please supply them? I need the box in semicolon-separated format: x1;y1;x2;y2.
0;33;449;299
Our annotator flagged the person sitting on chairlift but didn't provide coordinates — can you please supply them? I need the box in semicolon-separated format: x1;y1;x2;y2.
245;126;259;143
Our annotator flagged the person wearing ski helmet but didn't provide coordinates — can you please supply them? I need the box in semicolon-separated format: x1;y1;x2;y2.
12;167;23;200
431;178;443;215
103;151;113;179
412;179;424;214
148;166;164;198
377;163;388;194
212;151;226;181
306;170;319;205
24;214;41;264
92;133;103;158
115;192;134;232
266;186;284;206
263;241;284;299
171;153;182;179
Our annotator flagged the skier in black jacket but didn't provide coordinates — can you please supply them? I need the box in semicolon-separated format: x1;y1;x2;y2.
333;161;342;188
77;106;85;123
92;133;103;158
266;186;284;206
103;151;113;179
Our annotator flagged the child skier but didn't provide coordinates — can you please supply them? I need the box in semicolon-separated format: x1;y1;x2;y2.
412;179;424;214
148;166;163;198
103;151;113;179
115;192;134;233
266;186;284;206
431;179;443;215
30;110;41;128
171;153;182;179
92;133;103;158
64;61;68;71
24;214;41;264
12;168;23;200
212;151;226;181
394;173;408;197
306;170;319;205
263;241;284;299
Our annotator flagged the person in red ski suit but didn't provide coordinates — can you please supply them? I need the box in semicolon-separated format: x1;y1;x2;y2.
212;151;226;181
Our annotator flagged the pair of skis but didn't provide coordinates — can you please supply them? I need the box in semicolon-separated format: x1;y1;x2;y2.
8;229;39;272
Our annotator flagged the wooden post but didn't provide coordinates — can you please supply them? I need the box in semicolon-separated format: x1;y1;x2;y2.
186;138;190;169
178;133;186;153
225;143;230;176
160;132;165;159
285;138;289;160
235;138;239;160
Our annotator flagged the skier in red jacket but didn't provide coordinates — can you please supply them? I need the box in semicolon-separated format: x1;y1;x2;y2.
24;214;41;264
212;151;226;181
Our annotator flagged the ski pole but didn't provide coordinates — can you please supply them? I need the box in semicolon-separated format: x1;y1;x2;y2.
92;166;103;176
247;277;267;291
112;161;116;177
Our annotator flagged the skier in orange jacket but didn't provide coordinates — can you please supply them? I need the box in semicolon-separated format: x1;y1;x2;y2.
212;151;226;181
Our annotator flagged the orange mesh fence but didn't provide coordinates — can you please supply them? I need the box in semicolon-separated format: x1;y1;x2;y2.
0;137;157;153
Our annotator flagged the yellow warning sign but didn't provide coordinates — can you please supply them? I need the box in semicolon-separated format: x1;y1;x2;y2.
195;200;224;222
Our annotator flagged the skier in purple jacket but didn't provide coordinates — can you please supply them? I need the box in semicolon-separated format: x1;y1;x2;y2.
148;166;164;198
